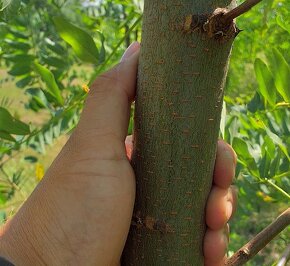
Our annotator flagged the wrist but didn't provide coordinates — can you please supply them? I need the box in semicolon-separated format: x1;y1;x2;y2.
0;187;67;266
0;218;45;265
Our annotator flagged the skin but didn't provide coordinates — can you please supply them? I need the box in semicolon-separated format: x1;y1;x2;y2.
0;42;237;266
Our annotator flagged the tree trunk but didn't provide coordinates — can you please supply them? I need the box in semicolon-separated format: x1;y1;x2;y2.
123;0;236;264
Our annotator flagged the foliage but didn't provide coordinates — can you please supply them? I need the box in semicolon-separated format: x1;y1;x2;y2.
0;0;289;265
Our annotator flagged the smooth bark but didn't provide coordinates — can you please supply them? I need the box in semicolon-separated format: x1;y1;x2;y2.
123;0;236;264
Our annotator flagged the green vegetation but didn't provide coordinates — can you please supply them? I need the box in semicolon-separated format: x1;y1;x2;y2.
0;0;289;265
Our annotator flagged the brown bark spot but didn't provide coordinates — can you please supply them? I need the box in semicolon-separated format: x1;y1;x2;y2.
183;8;239;41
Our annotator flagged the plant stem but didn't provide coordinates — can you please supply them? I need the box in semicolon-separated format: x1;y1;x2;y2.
226;208;290;266
0;167;26;200
264;178;290;200
223;0;263;22
2;94;85;155
274;171;290;180
122;0;236;264
278;244;290;266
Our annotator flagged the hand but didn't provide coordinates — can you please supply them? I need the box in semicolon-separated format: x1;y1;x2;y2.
0;42;237;266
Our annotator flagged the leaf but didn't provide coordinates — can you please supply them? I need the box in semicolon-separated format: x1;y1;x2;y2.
60;109;75;131
0;131;15;142
8;28;29;39
0;0;21;20
0;107;30;135
26;88;48;108
24;156;38;163
262;135;276;156
44;126;53;145
97;31;106;64
0;0;12;11
8;63;31;76
42;55;67;69
232;138;260;178
265;127;290;161
3;54;35;63
247;92;265;113
0;0;20;11
34;63;64;106
45;38;66;55
0;210;6;222
4;39;30;50
276;15;290;34
269;150;281;178
254;58;276;106
53;16;99;64
271;48;290;103
37;134;46;154
260;153;271;179
16;76;33;88
233;138;251;159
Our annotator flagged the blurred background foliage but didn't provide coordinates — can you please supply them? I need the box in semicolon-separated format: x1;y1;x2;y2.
0;0;289;265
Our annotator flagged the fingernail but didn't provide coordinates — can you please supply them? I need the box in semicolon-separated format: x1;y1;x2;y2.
224;224;230;244
219;226;229;248
121;42;140;62
226;201;233;220
222;148;237;177
219;141;237;166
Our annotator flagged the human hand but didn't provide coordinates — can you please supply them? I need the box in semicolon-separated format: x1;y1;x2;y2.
0;42;236;266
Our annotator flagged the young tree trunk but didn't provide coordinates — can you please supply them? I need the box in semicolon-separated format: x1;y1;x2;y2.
123;0;236;264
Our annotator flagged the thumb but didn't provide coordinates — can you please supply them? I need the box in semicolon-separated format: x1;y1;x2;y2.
77;42;140;142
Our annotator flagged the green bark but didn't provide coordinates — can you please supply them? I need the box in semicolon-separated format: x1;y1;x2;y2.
123;0;236;265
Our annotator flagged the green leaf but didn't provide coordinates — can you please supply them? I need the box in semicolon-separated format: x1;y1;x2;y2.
45;38;66;55
276;15;290;34
0;146;10;156
97;31;106;64
16;76;33;88
8;63;31;76
26;88;49;108
42;55;67;69
0;0;19;11
0;0;12;11
262;135;276;156
8;28;29;39
24;156;38;163
3;54;35;63
259;151;271;179
34;63;64;106
269;150;282;178
233;138;260;178
0;0;21;20
233;138;251;159
247;92;265;113
0;107;30;135
0;210;7;222
4;39;30;50
260;136;275;179
265;127;290;161
53;16;99;64
0;131;15;142
254;58;276;106
271;49;290;103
